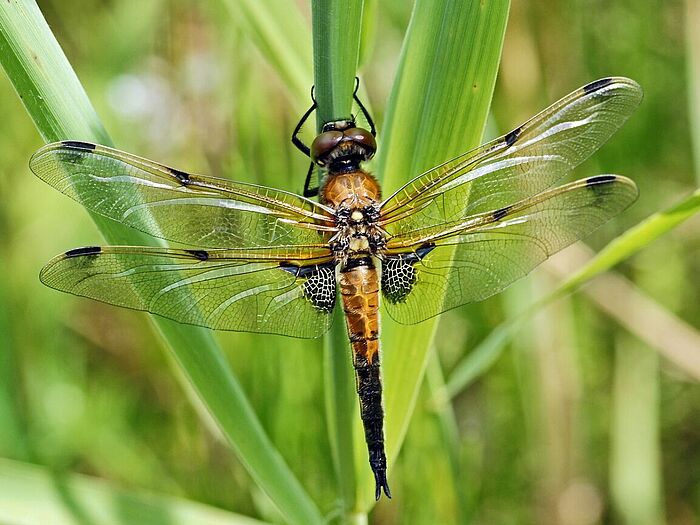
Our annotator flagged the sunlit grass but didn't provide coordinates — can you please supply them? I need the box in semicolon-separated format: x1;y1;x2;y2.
0;0;699;524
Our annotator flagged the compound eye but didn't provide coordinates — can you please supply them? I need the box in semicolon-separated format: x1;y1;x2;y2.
345;127;377;159
311;131;343;165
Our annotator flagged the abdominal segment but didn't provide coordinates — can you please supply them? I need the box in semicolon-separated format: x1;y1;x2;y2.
339;257;391;499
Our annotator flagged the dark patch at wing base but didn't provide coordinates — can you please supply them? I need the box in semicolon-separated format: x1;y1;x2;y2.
280;261;337;313
381;244;435;304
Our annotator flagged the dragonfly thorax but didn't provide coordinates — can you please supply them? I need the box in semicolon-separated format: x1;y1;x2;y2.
330;201;385;262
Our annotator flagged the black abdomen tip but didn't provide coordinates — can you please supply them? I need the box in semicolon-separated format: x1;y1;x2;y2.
374;470;392;500
65;246;102;257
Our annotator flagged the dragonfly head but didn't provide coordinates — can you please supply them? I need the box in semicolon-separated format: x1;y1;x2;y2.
311;119;376;172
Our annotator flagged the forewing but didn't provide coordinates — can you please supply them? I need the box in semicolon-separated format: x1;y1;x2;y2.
381;175;637;324
41;245;336;338
380;77;642;235
30;141;336;249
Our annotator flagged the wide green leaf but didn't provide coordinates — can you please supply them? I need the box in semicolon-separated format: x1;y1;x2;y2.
0;2;322;524
364;0;510;512
310;0;365;517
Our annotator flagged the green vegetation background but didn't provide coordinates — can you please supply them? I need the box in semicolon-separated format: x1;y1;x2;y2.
0;1;699;524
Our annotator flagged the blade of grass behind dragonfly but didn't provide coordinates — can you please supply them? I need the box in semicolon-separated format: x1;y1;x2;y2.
0;458;270;525
363;0;510;512
0;2;323;524
221;0;311;104
311;0;365;517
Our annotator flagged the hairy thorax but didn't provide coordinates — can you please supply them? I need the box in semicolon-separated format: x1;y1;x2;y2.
320;170;386;262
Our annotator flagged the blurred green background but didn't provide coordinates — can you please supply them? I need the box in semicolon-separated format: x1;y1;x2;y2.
1;0;699;524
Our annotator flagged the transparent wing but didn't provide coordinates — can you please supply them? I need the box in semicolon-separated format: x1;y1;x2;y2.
30;141;337;249
41;245;337;338
380;175;637;324
380;77;642;236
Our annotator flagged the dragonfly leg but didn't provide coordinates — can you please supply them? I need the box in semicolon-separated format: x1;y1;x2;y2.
352;77;376;137
291;94;317;158
303;161;319;198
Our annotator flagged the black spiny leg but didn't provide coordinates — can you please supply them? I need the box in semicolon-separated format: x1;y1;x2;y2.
292;86;320;197
303;162;319;198
353;77;376;137
291;100;316;157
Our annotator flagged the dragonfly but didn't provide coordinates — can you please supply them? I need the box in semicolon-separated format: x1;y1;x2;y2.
31;76;642;500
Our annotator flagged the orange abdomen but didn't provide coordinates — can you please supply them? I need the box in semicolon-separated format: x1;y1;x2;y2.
339;258;390;499
340;262;380;364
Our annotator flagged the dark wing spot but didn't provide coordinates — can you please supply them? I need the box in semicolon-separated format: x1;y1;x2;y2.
61;141;97;151
586;175;618;200
185;249;209;261
504;126;521;147
381;244;434;303
65;246;102;257
170;168;191;185
493;206;511;221
587;175;617;185
280;262;337;312
302;263;337;312
583;77;614;95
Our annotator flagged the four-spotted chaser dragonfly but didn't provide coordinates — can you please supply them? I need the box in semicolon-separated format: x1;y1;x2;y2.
30;77;642;500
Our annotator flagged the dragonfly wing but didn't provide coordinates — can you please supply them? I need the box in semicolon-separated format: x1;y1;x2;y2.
41;245;336;338
30;141;336;249
381;175;637;324
380;77;642;235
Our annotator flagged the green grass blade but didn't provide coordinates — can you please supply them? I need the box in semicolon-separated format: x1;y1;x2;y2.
686;0;700;184
323;308;358;515
312;0;364;124
363;0;510;511
444;315;528;399
610;339;664;524
425;356;471;522
221;0;311;103
311;0;365;517
0;3;109;144
0;3;323;523
550;189;700;301
0;458;269;525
